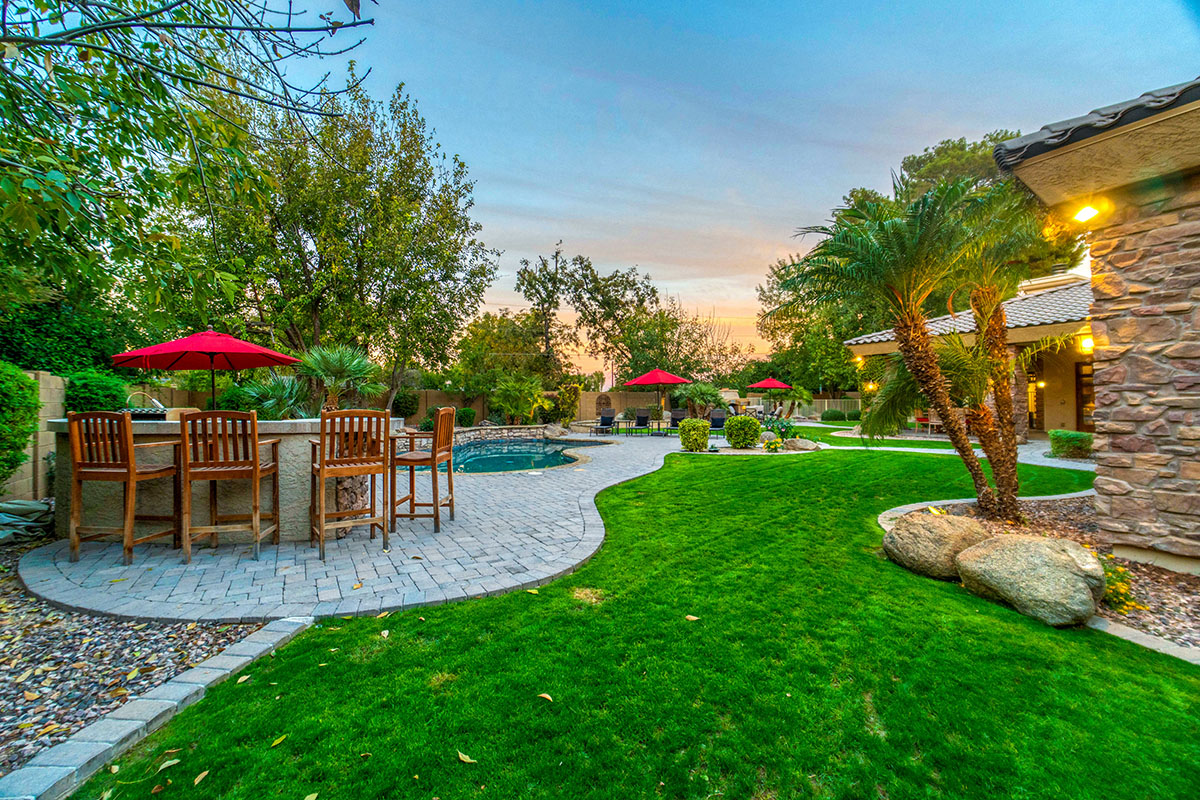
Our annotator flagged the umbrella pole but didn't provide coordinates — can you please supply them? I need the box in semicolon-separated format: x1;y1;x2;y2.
209;354;216;409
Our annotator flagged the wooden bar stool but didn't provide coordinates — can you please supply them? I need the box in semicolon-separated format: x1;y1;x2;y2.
390;406;456;533
67;411;179;565
310;409;391;560
178;410;279;563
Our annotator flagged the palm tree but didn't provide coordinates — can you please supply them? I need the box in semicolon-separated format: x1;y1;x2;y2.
244;374;311;420
774;180;1002;517
491;374;551;424
298;345;386;412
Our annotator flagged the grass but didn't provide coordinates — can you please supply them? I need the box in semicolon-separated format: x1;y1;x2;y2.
75;452;1198;800
791;426;956;450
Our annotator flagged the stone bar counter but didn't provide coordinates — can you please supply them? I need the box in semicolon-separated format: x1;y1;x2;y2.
50;418;408;545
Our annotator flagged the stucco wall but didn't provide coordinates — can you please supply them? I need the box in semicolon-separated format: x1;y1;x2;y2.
1088;171;1200;560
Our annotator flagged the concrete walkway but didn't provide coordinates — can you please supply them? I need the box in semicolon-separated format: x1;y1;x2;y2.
18;433;1093;623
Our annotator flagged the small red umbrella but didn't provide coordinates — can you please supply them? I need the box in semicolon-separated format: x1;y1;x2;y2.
624;369;691;411
113;327;300;406
747;378;792;390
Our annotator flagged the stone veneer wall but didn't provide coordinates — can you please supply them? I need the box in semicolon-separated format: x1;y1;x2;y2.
1088;171;1200;561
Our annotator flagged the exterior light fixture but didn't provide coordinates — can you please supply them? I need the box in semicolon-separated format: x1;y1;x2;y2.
1079;335;1094;355
1036;380;1046;389
865;382;877;392
1073;205;1099;223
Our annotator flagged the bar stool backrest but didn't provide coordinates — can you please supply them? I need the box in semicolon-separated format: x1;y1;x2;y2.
68;411;134;473
432;407;456;459
318;409;390;467
180;410;257;468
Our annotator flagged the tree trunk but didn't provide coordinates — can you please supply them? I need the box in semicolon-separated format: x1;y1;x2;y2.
972;286;1022;521
893;312;999;517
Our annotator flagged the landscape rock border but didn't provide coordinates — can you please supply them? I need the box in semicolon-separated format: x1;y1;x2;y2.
0;617;312;800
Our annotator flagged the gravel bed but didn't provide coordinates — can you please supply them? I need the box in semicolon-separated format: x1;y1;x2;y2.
0;535;261;777
944;497;1200;649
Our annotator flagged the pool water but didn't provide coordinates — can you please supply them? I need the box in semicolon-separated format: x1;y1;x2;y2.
432;438;607;474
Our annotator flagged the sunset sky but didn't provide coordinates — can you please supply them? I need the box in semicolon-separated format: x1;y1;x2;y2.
323;1;1199;371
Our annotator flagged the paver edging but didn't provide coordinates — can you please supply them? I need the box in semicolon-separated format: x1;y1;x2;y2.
874;489;1198;665
0;617;313;800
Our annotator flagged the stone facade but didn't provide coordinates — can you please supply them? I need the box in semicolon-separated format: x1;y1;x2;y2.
1088;171;1200;560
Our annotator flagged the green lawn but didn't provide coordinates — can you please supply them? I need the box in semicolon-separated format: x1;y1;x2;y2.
793;426;956;450
76;452;1199;800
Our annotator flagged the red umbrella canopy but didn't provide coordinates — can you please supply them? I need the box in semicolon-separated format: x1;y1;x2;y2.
112;329;299;372
623;369;691;387
748;378;792;390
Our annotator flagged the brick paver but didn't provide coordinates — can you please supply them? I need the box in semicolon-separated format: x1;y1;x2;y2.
18;437;673;622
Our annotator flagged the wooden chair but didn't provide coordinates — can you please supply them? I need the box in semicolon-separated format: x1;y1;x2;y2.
390;407;455;533
178;411;279;563
67;411;179;565
310;409;391;560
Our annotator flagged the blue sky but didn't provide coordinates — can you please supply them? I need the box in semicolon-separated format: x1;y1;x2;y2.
303;0;1199;361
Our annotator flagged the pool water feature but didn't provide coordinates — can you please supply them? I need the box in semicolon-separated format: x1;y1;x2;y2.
435;438;607;474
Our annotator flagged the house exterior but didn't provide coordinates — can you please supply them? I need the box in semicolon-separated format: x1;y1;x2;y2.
995;77;1200;574
844;272;1096;437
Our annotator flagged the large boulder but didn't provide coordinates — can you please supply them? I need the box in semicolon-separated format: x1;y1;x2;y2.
760;431;778;443
955;535;1105;627
544;423;566;437
882;513;990;580
784;437;819;451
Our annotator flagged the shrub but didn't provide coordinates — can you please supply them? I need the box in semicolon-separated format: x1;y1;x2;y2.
762;418;799;440
725;415;761;449
846;409;861;421
243;375;310;420
65;369;126;412
0;362;40;489
391;389;419;419
211;385;257;412
491;374;551;424
553;383;581;424
764;438;783;453
821;408;846;421
679;418;710;452
1049;429;1093;459
456;407;476;428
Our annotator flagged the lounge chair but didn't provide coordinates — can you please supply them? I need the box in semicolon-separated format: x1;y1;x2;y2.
591;409;616;436
666;408;685;434
626;408;651;436
709;408;727;438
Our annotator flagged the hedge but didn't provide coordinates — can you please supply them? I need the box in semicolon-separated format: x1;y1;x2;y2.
1049;429;1093;459
456;407;476;428
679;418;710;452
0;362;40;489
392;390;419;419
65;369;126;413
725;415;761;449
821;408;846;421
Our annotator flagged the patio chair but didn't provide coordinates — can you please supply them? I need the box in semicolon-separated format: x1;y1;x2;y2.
310;409;391;560
627;408;651;435
591;408;616;436
178;410;279;563
67;411;179;565
709;408;727;437
666;408;686;434
391;406;455;533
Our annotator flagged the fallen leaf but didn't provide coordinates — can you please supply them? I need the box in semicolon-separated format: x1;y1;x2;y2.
380;630;389;638
537;693;553;702
110;578;128;583
304;794;318;800
164;749;181;755
418;617;425;622
127;667;140;680
237;675;250;684
151;785;164;794
110;765;119;774
376;611;389;618
194;770;209;785
685;615;700;621
352;582;363;590
14;669;31;684
328;648;339;653
271;734;287;747
411;555;422;560
457;750;477;764
360;752;371;759
318;663;328;667
23;691;39;701
526;589;539;595
157;759;180;773
100;789;113;800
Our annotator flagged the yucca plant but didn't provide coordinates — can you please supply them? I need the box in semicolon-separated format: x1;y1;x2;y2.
298;345;386;411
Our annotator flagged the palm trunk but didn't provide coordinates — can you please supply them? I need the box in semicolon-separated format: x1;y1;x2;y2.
894;312;999;517
972;286;1022;521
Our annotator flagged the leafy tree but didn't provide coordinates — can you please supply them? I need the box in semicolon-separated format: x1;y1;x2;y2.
516;242;582;376
566;263;659;372
298;345;385;411
669;382;728;419
0;0;373;308
450;309;557;398
65;369;126;412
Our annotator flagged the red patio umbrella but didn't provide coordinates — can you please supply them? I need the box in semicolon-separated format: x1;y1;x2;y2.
747;378;792;390
112;327;300;406
624;369;691;411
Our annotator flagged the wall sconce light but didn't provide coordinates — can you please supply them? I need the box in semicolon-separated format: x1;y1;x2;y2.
1079;335;1094;355
1036;380;1047;389
864;382;877;392
1073;205;1099;223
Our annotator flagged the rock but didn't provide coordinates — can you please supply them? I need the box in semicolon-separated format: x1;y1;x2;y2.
954;535;1106;627
784;438;819;451
760;431;778;443
478;419;497;427
882;513;989;580
544;423;566;437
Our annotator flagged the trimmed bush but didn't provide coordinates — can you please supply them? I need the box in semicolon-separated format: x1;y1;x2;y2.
65;369;126;412
846;409;862;421
392;390;419;419
1049;429;1093;459
0;361;40;489
821;408;846;421
679;418;710;452
725;415;761;449
211;385;256;412
554;383;581;424
456;407;476;428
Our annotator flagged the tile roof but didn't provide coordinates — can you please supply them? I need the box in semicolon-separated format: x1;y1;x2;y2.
994;77;1200;170
843;280;1093;346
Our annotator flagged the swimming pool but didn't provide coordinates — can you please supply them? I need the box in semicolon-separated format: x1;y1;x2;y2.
433;438;607;474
